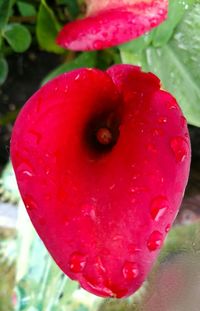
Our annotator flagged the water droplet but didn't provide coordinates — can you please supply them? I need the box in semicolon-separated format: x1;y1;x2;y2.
22;170;33;177
85;279;115;297
150;196;169;221
152;128;163;136
131;186;147;194
16;160;35;176
166;101;177;110
158;116;167;123
93;40;103;49
147;231;163;251
122;262;139;281
45;169;50;175
94;256;106;273
147;143;157;153
23;195;37;210
69;252;86;273
165;224;171;233
128;244;140;254
150;18;159;27
109;184;115;190
81;204;96;221
181;116;187;128
158;8;164;15
29;129;42;144
130;187;136;193
170;136;188;162
64;85;68;93
132;174;138;180
113;235;123;242
75;74;80;80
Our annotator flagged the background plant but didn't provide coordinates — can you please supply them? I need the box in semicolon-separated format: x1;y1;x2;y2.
0;0;200;310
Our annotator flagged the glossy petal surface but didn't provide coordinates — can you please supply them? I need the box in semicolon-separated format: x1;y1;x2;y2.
11;65;190;298
57;0;168;50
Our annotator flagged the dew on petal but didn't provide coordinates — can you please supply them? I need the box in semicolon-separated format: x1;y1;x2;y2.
166;101;178;110
130;186;147;194
17;162;35;179
69;252;87;273
131;198;136;204
158;116;167;123
94;256;106;273
152;128;164;136
109;184;116;190
170;136;188;162
75;74;80;80
150;195;169;221
165;224;171;233
45;169;50;175
147;231;163;251
147;143;157;153
23;195;37;210
85;279;115;297
93;40;103;49
81;203;96;221
181;116;187;128
22;170;33;177
122;261;139;281
127;244;140;254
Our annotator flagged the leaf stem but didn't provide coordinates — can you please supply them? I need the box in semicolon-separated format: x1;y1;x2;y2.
9;16;36;23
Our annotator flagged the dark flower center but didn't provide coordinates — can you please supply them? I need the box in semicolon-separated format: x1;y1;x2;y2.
85;110;120;154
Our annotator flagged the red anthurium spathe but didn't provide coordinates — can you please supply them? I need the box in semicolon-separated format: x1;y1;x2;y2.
11;65;190;298
56;0;168;50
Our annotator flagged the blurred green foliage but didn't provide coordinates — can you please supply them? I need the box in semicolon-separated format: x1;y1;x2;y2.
0;0;32;84
0;228;16;311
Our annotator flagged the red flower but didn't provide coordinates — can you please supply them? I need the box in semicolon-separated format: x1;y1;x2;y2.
56;0;168;51
11;65;190;298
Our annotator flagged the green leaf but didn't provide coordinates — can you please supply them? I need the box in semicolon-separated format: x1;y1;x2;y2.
120;2;200;127
119;32;153;53
17;1;36;17
0;57;8;85
0;0;13;30
36;0;64;54
57;0;79;18
42;52;97;85
120;50;145;68
119;0;196;52
3;23;31;52
152;0;196;47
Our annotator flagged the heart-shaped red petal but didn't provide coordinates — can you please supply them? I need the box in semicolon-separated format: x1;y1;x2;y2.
11;65;190;298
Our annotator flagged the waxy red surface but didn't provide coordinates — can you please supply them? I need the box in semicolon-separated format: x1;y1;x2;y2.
57;0;168;50
11;65;190;298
